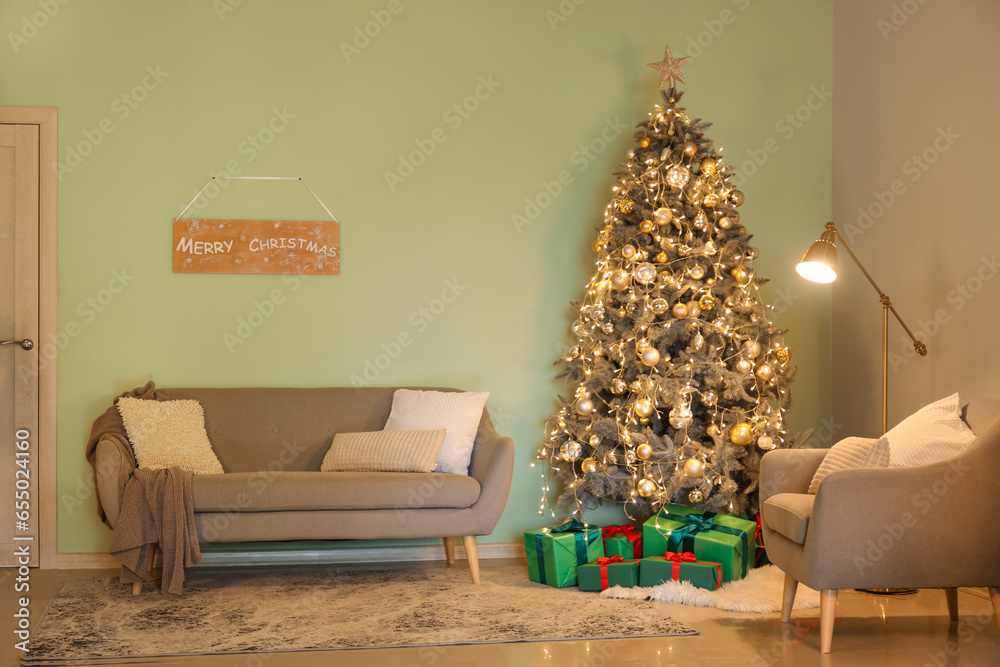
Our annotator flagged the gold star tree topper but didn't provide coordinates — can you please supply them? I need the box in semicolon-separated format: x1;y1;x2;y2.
647;44;690;88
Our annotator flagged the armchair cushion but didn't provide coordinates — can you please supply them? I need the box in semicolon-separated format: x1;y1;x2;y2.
763;493;814;545
887;393;977;467
807;436;888;494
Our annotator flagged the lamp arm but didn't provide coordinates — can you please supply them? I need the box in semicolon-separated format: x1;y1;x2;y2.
829;224;928;356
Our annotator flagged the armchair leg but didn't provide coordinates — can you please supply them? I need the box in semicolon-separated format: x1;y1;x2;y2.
945;588;959;622
989;587;1000;630
820;589;838;654
443;537;456;565
462;536;480;584
781;573;799;623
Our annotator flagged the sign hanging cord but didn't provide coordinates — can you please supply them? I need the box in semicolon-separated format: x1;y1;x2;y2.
175;176;339;223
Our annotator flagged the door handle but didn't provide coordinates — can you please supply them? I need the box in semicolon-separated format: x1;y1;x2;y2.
1;339;33;350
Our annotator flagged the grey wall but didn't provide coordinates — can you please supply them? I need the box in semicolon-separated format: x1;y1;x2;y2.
831;0;1000;437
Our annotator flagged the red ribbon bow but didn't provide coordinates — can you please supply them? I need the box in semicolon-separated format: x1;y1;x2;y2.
601;525;637;537
597;555;625;565
663;551;697;562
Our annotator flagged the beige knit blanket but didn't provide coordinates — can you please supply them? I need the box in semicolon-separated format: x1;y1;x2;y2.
85;381;201;594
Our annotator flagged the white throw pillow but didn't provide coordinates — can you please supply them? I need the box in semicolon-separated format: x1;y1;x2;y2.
382;389;489;475
117;397;225;474
886;393;977;467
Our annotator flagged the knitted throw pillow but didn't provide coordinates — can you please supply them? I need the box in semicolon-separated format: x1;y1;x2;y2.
320;429;446;473
117;396;224;475
808;436;889;494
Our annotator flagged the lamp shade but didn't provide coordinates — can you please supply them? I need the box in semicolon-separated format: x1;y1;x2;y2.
796;229;838;283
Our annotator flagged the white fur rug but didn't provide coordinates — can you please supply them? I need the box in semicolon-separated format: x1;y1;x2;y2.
601;565;820;613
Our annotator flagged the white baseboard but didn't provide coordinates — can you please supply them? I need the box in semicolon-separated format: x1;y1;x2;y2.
57;542;526;570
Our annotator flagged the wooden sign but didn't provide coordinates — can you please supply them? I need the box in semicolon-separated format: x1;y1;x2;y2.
173;218;339;275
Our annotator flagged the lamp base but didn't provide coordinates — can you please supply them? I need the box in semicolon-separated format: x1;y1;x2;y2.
856;588;917;596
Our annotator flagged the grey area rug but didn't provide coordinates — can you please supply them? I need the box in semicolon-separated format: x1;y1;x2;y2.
24;564;697;665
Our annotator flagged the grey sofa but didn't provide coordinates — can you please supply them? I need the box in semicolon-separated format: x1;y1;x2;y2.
760;399;1000;653
95;386;515;585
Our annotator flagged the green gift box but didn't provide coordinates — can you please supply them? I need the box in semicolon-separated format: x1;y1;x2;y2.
642;504;757;582
639;553;722;590
578;556;640;592
524;520;604;588
601;525;643;559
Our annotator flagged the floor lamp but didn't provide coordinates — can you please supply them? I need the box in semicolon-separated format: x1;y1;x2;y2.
796;221;928;434
796;222;928;596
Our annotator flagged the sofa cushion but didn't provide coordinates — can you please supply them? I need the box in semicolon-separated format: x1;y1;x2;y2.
807;436;889;494
320;429;446;473
763;493;815;545
383;389;490;475
191;471;481;511
887;393;978;467
117;396;224;475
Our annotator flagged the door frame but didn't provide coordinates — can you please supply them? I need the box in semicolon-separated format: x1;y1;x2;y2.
0;107;57;568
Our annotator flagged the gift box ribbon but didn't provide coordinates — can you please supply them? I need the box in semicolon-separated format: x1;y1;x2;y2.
754;513;766;566
662;551;722;588
659;509;750;557
595;555;638;589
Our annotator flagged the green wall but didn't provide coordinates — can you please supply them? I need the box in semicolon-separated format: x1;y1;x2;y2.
0;0;831;554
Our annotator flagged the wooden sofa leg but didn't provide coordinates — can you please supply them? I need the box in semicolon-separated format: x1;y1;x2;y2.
443;537;456;566
989;587;1000;630
820;589;838;654
462;536;480;584
131;544;157;596
781;573;798;623
945;588;959;622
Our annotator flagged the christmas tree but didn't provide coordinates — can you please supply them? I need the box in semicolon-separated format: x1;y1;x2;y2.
537;45;794;520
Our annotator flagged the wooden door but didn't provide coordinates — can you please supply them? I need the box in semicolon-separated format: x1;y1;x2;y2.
0;123;40;567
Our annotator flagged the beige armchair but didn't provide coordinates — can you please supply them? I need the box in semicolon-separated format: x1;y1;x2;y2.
760;399;1000;653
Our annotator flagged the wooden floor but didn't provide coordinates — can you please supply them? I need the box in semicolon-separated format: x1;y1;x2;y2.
2;559;999;666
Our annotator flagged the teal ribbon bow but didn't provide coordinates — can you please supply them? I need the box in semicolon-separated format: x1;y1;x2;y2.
549;519;586;534
659;508;753;577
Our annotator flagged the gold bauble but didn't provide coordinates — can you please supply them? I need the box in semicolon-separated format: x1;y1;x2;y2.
655;252;668;263
683;457;705;478
703;193;719;208
610;378;627;394
683;141;698;157
634;398;654;418
688;488;704;503
616;308;627;318
686;301;702;319
755;363;775;381
688;265;705;280
651;298;669;315
622;244;637;260
718;216;733;230
592;239;603;252
636;443;653;460
635;338;650;352
640;347;661;367
561;441;582;461
611;269;630;291
589;434;601;446
700;158;718;176
776;347;791;364
639;219;654;233
636;477;659;498
736;358;752;373
730;422;754;446
671;303;689;319
669;406;693;429
737;224;747;236
731;190;745;206
574;397;595;415
638;137;651;148
757;436;775;451
619;198;635;214
744;340;762;358
582;457;599;474
732;267;750;284
699;293;716;311
654;207;673;225
706;424;722;437
634;262;657;285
